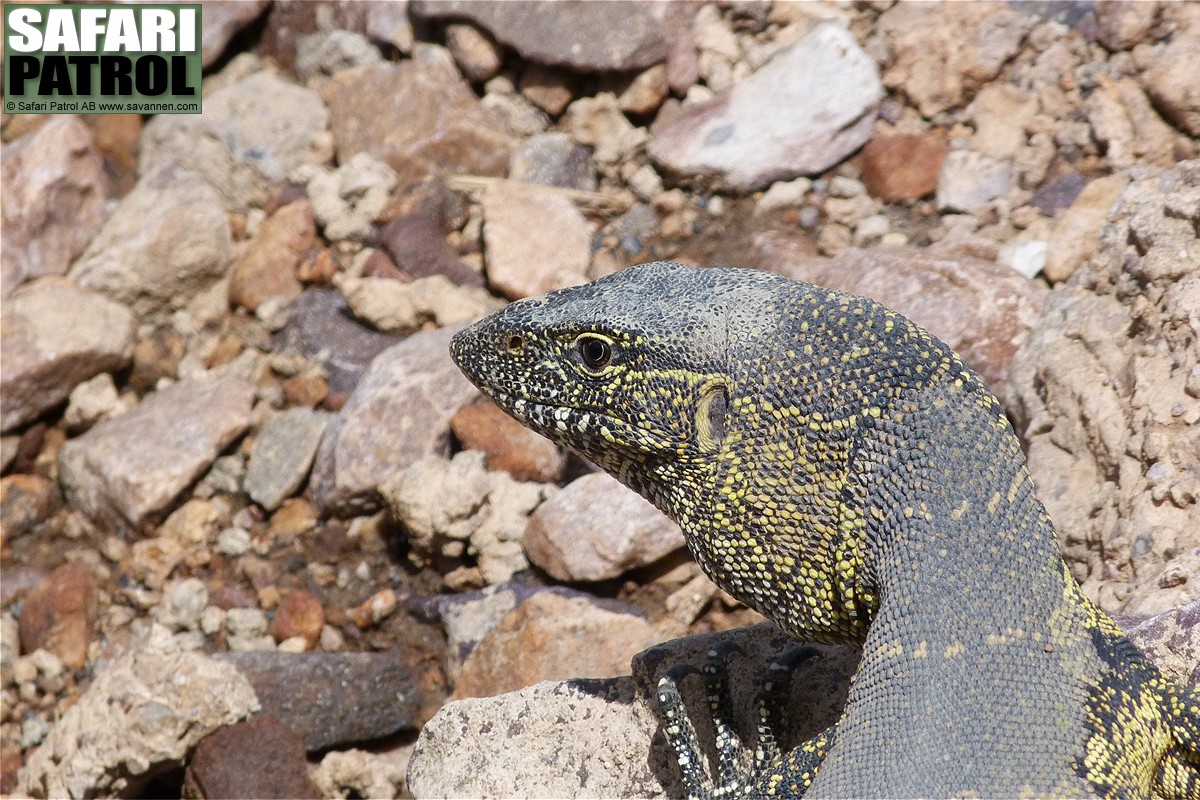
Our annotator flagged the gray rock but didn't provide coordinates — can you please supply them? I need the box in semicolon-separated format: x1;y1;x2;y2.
59;377;255;528
1;278;135;433
140;72;329;212
294;30;383;82
408;624;858;799
19;623;259;799
200;0;270;67
216;650;423;752
68;168;234;321
508;132;598;191
311;327;479;516
1141;27;1200;137
525;472;684;582
1123;600;1200;687
648;24;882;190
1;116;108;298
244;408;332;511
936;149;1017;212
410;0;685;72
481;180;591;300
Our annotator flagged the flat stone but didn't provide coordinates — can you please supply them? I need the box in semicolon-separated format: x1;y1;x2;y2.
860;134;949;201
59;377;255;528
380;214;481;286
1032;171;1088;217
525;473;684;582
452;591;663;699
183;715;321;800
410;1;682;72
649;24;882;190
1;278;135;433
17;561;97;670
229;200;316;312
1122;600;1199;688
1;116;108;297
481;180;591;300
216;650;422;752
68;168;234;321
450;401;563;483
140;72;329;212
244;408;331;511
19;624;258;799
326;46;516;188
508;132;598;191
311;327;479;516
936;150;1016;212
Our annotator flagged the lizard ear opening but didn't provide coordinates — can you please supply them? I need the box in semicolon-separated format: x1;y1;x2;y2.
696;383;730;453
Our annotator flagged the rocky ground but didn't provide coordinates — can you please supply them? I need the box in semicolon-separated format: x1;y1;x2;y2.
1;1;1198;797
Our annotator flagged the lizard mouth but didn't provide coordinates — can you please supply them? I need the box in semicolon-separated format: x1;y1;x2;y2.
482;388;677;455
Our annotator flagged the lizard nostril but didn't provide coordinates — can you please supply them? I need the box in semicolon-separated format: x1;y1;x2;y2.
506;335;524;352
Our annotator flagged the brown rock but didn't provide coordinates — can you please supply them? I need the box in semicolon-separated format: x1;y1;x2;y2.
268;498;319;538
18;561;97;669
129;329;186;392
1142;28;1200;136
1043;174;1130;283
860;134;948;201
326;47;516;188
350;588;398;628
481;180;591;300
1095;1;1160;51
451;402;563;483
380;215;482;286
519;64;574;116
617;65;670;116
752;237;1046;397
59;377;255;528
270;591;324;649
183;716;321;800
282;375;329;409
445;22;503;83
1;117;108;297
452;592;663;699
666;25;700;96
229;200;316;312
524;473;684;582
0;473;54;541
200;0;271;67
1;277;136;432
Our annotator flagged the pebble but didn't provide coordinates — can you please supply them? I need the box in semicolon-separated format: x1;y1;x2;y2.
450;401;564;483
200;0;270;67
0;474;54;541
269;590;325;649
380;214;482;286
18;561;97;670
936;150;1017;212
508;133;598;191
350;588;398;628
518;64;574;116
299;153;397;243
244;407;331;511
649;24;882;190
182;715;321;799
59;377;255;528
267;498;319;538
336;273;496;335
1043;174;1129;283
445;22;502;83
561;93;648;166
481;180;591;300
152;578;209;632
63;373;128;432
1;278;135;433
294;30;382;82
617;64;670;116
1141;29;1200;136
228;199;316;312
860;134;948;202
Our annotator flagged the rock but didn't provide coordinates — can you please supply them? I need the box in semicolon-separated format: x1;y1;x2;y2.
129;329;187;393
229;200;316;313
311;746;409;800
326;47;516;188
877;2;1032;117
1;278;135;433
508;133;598;191
1095;1;1160;51
859;134;948;202
182;716;321;800
64;373;129;432
273;289;403;397
1086;75;1178;169
140;71;329;212
1010;160;1200;616
381;450;552;585
152;578;209;632
19;623;259;799
200;0;270;66
294;30;384;83
0;474;54;541
560;93;648;166
518;64;574;116
311;327;479;516
216;650;422;752
453;591;663;699
1141;28;1200;136
618;64;670;115
1;117;108;297
244;408;331;511
1032;171;1088;217
298;153;398;243
450;401;564;483
128;499;224;591
336;274;497;335
59;377;255;528
936;150;1016;212
259;2;413;71
410;1;682;72
267;498;319;538
752;239;1046;399
1123;600;1199;687
445;22;502;83
17;561;97;670
525;473;684;582
481;180;592;300
969;84;1038;161
380;214;482;286
1043;174;1130;283
649;24;882;190
349;588;399;628
68;168;234;321
269;590;325;650
408;624;857;799
226;608;273;653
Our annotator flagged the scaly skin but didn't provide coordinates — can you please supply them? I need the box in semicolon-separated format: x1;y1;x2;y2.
450;261;1200;798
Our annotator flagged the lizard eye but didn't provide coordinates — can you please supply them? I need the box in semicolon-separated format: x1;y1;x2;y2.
577;336;612;371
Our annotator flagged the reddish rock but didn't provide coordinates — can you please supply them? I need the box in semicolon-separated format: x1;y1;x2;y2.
452;592;662;699
481;180;591;300
229;200;316;312
183;716;321;799
270;591;325;649
0;473;54;541
451;402;563;483
519;64;574;116
351;588;398;628
268;498;319;538
129;328;186;392
18;561;98;669
380;215;481;286
282;375;329;409
859;134;948;201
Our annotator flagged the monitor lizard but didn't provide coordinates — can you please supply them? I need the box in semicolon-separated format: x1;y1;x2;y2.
449;260;1200;798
